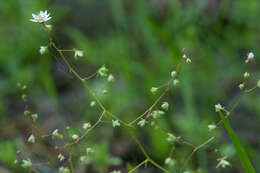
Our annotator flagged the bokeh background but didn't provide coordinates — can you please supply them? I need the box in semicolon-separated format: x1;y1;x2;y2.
0;0;260;173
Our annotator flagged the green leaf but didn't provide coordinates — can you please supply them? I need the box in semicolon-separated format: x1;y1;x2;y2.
219;112;255;173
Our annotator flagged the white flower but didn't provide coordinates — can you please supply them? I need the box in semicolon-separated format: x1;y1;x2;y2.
28;134;35;143
74;49;84;58
83;123;91;130
31;113;38;122
216;157;231;168
215;104;223;112
150;87;158;93
112;120;120;127
30;11;51;23
248;52;254;59
161;102;169;111
107;74;115;83
72;134;79;140
171;71;176;78
245;52;254;63
244;72;250;78
182;54;187;59
40;46;47;55
208;124;217;131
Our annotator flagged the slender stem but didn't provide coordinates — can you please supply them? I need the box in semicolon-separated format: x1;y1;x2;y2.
128;159;148;173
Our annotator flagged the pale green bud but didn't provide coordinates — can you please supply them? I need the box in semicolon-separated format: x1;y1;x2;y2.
112;120;120;127
21;159;32;170
28;134;35;143
161;102;169;110
58;154;65;162
150;87;158;93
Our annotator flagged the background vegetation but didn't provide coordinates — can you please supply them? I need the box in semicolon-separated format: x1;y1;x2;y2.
0;0;260;172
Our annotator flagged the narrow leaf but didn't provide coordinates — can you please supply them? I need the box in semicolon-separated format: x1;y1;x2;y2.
219;112;255;173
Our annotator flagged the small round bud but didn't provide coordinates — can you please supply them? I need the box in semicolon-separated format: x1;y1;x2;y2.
173;79;179;86
171;71;176;78
112;119;120;127
24;110;30;116
165;157;175;167
161;102;169;111
239;83;244;90
39;46;48;55
166;133;179;143
107;74;115;83
245;52;254;63
22;85;27;90
244;72;250;78
150;87;158;93
208;124;217;131
90;101;96;107
45;24;52;31
27;134;35;143
83;123;91;130
86;147;94;155
102;89;107;94
22;94;27;100
257;80;260;88
58;154;65;162
71;134;79;140
16;82;21;88
31;114;38;122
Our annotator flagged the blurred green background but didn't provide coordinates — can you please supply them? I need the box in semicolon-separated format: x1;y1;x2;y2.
0;0;260;172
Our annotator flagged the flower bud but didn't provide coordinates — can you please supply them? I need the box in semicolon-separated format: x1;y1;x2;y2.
107;74;115;83
40;46;48;55
161;102;169;111
239;83;244;90
112;120;120;127
171;71;176;78
90;101;96;107
72;134;79;140
28;134;35;143
150;87;158;93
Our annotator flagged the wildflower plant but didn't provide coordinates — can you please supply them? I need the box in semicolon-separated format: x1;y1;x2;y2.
14;10;259;173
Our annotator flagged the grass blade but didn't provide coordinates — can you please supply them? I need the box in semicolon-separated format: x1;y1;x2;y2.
219;112;256;173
